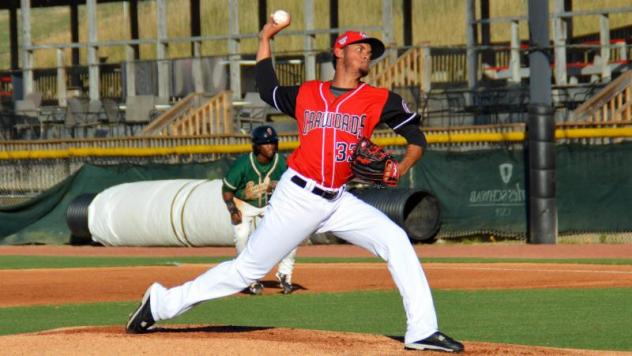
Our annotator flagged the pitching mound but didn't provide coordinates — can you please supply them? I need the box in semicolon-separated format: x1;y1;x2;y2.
0;325;613;355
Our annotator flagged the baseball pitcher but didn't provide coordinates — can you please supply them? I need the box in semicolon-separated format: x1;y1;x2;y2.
128;13;463;354
222;125;296;295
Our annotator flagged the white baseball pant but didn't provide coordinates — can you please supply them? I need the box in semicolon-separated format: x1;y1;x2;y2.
233;199;297;280
148;167;439;343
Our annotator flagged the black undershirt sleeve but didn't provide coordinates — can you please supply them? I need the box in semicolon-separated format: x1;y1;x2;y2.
379;92;427;149
255;58;300;118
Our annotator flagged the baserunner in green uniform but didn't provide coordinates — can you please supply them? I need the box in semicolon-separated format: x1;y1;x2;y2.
222;125;296;295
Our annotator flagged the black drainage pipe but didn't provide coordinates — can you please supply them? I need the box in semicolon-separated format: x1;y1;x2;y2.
66;193;97;245
350;188;441;243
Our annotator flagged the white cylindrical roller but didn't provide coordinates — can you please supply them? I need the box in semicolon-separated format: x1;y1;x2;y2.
88;179;234;246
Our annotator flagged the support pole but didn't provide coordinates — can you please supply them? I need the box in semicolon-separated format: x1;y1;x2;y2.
599;13;611;82
156;0;170;101
258;0;267;30
421;47;432;93
228;0;241;100
465;0;477;106
329;0;339;47
510;20;521;83
304;0;316;81
193;41;204;93
125;45;136;97
87;0;99;101
382;0;396;63
403;0;412;47
480;0;494;66
190;0;201;57
70;0;81;87
9;0;19;70
20;0;33;98
552;0;567;85
527;0;556;244
129;0;140;59
56;48;67;107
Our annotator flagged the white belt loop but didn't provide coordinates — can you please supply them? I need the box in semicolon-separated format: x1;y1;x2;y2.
305;179;316;192
335;184;347;200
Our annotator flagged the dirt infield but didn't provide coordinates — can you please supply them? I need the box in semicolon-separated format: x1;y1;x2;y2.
1;243;631;355
1;262;632;307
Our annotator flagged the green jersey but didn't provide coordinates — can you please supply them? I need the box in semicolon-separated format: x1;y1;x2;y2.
222;152;287;208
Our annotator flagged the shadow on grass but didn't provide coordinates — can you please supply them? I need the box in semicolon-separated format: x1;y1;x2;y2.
237;281;308;295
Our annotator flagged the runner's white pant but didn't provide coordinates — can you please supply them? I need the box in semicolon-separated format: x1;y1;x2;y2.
233;200;297;280
148;168;438;343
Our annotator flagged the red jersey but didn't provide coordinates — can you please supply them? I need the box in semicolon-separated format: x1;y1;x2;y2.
290;81;386;188
256;59;424;189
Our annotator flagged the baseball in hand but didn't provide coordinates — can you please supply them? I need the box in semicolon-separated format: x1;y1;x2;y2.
271;10;290;26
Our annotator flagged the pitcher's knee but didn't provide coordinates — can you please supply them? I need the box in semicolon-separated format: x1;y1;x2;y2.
234;256;272;283
380;226;413;255
389;225;410;243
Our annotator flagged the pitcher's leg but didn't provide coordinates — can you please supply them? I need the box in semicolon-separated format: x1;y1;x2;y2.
149;259;250;320
149;177;324;322
322;193;438;344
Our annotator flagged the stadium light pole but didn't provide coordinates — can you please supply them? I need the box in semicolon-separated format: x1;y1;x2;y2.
527;0;557;244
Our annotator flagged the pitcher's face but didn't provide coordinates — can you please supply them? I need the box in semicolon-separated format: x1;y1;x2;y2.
342;43;372;77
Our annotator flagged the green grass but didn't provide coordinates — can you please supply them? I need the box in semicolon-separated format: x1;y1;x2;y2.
0;288;630;351
1;255;632;269
0;255;231;269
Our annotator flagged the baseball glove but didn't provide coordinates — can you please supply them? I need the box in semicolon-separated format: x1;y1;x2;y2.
351;137;400;187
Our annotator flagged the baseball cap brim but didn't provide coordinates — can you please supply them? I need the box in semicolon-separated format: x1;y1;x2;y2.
349;38;385;60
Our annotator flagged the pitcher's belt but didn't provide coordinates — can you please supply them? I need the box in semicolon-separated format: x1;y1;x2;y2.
290;175;340;201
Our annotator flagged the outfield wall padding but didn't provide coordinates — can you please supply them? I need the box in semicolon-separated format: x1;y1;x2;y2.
2;143;632;244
